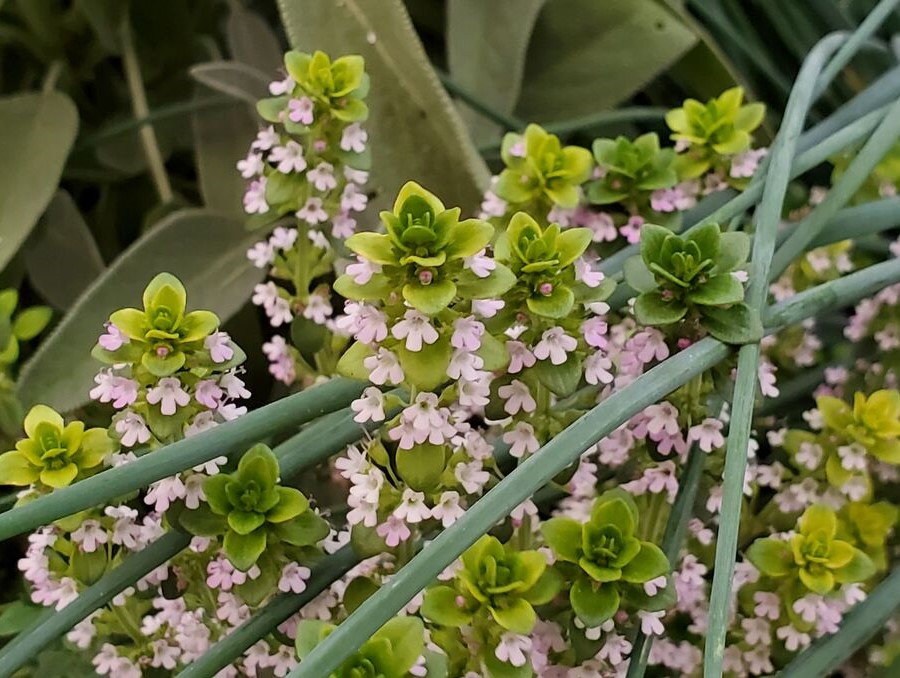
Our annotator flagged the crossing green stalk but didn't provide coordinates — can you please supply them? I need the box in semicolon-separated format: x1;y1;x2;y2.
705;31;853;675
772;94;900;277
0;377;367;541
626;447;706;678
285;256;900;677
0;532;189;678
177;546;360;678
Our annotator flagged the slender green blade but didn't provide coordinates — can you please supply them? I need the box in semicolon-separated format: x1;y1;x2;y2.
0;378;366;541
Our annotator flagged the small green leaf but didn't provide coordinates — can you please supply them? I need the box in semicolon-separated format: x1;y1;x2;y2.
375;616;425;673
421;585;472;627
526;285;575;319
70;548;108;586
688;274;744;306
396;443;446;492
570;578;620;627
336;341;375;382
541;517;583;562
396;337;451;392
403;279;457;315
715;231;750;272
634;291;687;325
223;528;267;571
623;256;657;293
532;353;583;396
701;302;763;344
746;537;793;577
620;542;669;583
179;504;227;537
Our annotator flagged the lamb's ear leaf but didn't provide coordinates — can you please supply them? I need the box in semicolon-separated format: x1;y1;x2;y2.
277;0;488;215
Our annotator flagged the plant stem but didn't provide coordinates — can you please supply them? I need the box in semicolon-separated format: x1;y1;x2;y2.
706;32;847;676
285;253;900;678
119;15;173;204
0;378;367;542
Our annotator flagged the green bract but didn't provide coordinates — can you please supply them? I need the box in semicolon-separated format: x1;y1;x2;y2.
587;132;677;207
495;124;593;209
421;534;560;634
494;212;593;319
0;405;112;489
179;444;327;571
666;87;766;178
98;273;220;378
747;504;875;595
0;288;51;369
337;181;511;315
626;222;761;344
296;616;424;678
542;490;669;626
284;49;369;122
817;390;900;463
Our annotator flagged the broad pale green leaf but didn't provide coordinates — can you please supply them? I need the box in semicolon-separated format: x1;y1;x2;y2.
226;3;284;74
16;210;264;412
515;0;696;122
25;190;105;310
191;86;259;218
0;91;79;272
277;0;489;213
190;61;272;106
446;0;545;144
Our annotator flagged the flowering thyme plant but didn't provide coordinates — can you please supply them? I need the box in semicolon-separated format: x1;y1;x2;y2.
1;16;900;678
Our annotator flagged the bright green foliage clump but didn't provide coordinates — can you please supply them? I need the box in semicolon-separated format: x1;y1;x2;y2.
0;404;112;489
0;288;52;441
422;534;560;676
0;289;51;372
666;87;765;178
495;124;593;210
337;181;513;315
587;132;677;209
747;504;875;595
423;534;560;633
542;490;670;626
99;273;220;377
494;212;596;319
284;50;369;122
626;222;762;344
179;443;328;571
296;617;425;678
819;389;900;463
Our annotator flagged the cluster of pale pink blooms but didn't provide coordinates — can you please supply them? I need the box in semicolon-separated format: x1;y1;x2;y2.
241;73;370;387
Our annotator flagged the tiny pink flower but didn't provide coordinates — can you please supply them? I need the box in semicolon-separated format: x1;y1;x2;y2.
147;377;191;415
340;123;368;152
288;96;314;124
533;327;577;365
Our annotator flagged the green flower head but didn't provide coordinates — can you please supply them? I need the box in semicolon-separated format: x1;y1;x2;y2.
666;87;765;178
587;133;677;207
747;504;875;595
541;490;668;625
0;405;112;489
494;212;593;319
296;617;424;678
102;273;220;377
338;181;503;314
181;444;327;571
817;390;900;463
422;534;559;634
495;124;593;209
626;222;761;344
284;50;369;122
